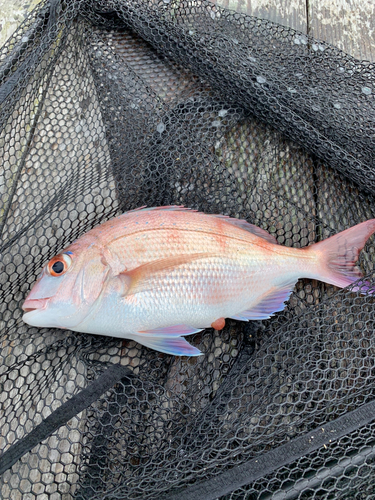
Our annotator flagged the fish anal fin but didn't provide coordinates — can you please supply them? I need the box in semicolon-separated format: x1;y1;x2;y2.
231;280;297;321
121;253;213;295
130;333;202;356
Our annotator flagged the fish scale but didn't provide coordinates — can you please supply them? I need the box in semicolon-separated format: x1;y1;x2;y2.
22;207;375;356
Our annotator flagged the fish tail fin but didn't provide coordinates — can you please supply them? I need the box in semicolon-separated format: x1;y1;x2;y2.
309;219;375;293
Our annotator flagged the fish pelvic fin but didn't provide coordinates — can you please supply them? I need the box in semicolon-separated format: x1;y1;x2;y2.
308;219;375;293
129;333;203;356
138;325;203;337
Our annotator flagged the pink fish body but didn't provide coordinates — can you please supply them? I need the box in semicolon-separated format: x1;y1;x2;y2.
22;207;375;356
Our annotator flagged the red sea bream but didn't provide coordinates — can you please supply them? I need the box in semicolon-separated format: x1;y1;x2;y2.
22;207;375;356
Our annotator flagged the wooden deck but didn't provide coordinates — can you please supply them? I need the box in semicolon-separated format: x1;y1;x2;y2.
0;1;374;61
216;0;375;61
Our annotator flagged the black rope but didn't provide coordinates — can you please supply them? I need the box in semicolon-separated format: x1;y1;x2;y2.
163;398;375;500
0;363;133;476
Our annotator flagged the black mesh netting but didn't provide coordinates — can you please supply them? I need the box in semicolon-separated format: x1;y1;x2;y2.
1;0;375;498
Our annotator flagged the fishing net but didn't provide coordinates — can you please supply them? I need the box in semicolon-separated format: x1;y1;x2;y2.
1;0;375;498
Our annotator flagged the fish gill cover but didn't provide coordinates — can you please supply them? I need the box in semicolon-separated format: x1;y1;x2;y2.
0;0;375;498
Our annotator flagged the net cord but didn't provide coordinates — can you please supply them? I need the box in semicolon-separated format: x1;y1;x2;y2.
0;363;133;476
264;444;375;500
162;399;375;500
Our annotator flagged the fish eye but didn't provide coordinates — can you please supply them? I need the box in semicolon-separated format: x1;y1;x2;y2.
47;253;72;277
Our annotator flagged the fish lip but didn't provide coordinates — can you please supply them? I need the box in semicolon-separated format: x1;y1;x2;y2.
22;297;49;313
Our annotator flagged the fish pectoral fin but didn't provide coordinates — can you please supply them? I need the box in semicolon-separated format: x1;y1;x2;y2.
120;253;214;296
231;279;297;321
130;333;203;356
138;325;203;337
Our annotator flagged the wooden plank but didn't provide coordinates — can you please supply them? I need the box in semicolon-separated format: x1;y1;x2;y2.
0;0;42;48
308;0;375;61
215;0;307;32
308;0;375;344
307;0;375;236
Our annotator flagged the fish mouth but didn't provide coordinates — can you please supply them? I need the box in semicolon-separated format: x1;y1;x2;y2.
22;298;49;313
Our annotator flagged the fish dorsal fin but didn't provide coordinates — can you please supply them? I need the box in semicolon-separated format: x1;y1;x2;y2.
120;253;214;295
123;206;278;244
213;214;278;245
230;279;297;321
125;205;196;214
128;333;202;356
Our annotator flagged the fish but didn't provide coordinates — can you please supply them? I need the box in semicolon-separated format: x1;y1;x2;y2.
22;206;375;356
